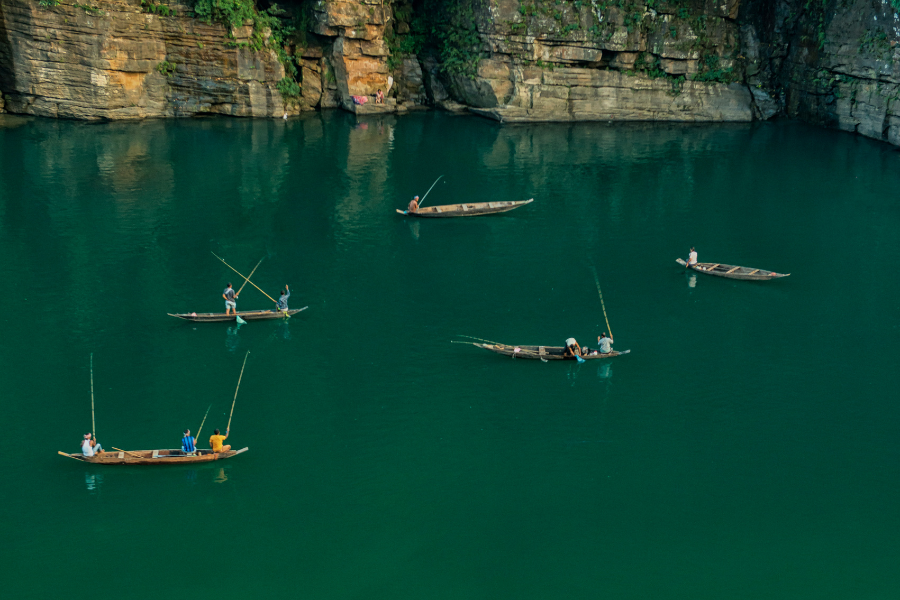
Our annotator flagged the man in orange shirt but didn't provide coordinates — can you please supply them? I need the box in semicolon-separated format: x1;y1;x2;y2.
209;428;231;453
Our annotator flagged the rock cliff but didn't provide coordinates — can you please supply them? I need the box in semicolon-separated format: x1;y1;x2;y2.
0;0;899;147
742;0;900;145
0;0;293;118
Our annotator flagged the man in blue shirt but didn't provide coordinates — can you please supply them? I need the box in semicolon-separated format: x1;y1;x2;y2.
181;429;197;455
276;284;290;311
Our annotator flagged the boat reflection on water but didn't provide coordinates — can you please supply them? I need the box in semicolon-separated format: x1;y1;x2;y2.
85;472;103;494
226;322;243;352
596;363;612;380
688;273;697;288
408;220;420;241
275;320;291;341
213;467;228;484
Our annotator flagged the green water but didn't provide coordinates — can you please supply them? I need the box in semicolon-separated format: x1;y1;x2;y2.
2;112;899;599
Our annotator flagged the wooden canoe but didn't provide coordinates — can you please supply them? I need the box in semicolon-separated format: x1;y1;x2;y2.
58;447;248;465
396;198;533;218
472;343;630;360
168;307;307;322
676;258;789;280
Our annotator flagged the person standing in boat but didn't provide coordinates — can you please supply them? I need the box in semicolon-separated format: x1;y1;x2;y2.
181;429;197;455
81;433;103;456
686;247;698;268
563;337;583;358
209;428;231;454
597;333;613;354
408;196;419;213
276;284;290;312
223;283;238;316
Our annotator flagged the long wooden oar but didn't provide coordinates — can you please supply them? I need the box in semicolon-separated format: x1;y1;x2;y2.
90;353;96;439
591;267;613;339
455;334;505;345
236;257;264;297
227;351;249;432
418;175;444;208
58;451;82;461
196;404;212;441
212;252;278;304
111;446;144;459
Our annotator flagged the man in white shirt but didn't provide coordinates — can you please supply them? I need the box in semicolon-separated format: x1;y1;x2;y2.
564;337;583;358
81;433;103;457
597;333;613;354
686;247;698;267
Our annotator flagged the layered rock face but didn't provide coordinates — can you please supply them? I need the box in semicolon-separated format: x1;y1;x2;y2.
301;0;426;113
1;0;900;149
0;0;293;118
436;0;753;122
742;0;900;145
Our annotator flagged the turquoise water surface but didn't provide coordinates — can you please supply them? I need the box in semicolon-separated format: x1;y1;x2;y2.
1;112;899;599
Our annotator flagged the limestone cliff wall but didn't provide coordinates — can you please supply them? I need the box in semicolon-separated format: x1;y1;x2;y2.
742;0;900;145
430;0;753;122
0;0;293;118
1;0;899;148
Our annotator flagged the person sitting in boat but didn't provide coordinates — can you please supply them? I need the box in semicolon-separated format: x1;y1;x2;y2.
597;333;614;354
408;196;419;213
276;284;290;311
181;429;197;455
81;433;103;457
210;428;231;454
686;247;698;268
563;338;583;358
223;283;238;316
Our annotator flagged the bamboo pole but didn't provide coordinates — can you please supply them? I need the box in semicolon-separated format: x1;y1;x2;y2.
111;447;144;459
212;252;278;304
196;404;212;441
227;351;249;432
235;257;264;297
591;267;613;339
418;175;444;208
455;334;505;345
90;353;96;439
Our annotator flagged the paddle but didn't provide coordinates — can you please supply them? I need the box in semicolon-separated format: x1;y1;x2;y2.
58;451;82;460
111;447;144;459
211;252;288;318
417;175;444;209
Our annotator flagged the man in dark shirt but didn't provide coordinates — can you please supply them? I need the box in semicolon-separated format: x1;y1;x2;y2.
223;283;238;316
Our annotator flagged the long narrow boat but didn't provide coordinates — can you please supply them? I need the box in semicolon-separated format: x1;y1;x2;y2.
396;198;533;218
676;258;789;281
472;343;630;360
58;447;248;465
168;307;307;322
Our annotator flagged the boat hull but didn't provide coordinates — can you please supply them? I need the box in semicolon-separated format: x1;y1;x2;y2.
676;259;789;281
473;343;630;360
58;448;248;465
168;307;307;322
397;198;533;218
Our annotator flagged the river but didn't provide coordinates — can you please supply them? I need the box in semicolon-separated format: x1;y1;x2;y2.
1;112;899;599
